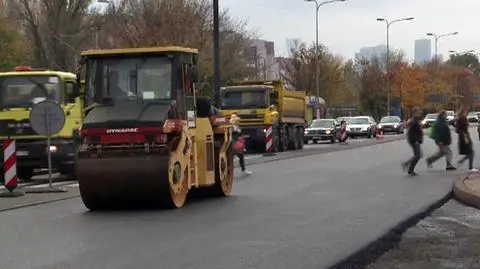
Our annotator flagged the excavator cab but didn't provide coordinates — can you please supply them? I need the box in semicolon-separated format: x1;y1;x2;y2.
77;47;234;210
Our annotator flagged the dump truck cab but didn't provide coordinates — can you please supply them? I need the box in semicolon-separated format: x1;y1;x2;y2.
77;46;234;210
0;66;83;181
219;83;278;151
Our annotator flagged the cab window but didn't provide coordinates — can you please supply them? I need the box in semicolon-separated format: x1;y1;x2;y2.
65;81;77;103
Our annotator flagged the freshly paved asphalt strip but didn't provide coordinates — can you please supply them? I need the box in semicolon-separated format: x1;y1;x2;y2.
242;134;405;167
0;132;465;269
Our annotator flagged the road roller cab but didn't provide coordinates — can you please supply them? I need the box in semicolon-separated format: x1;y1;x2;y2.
77;46;234;210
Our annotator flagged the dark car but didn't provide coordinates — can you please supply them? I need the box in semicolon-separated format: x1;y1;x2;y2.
304;119;340;144
377;116;404;134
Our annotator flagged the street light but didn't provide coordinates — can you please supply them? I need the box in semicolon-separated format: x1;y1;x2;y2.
449;49;475;110
305;0;346;119
376;17;414;116
213;0;220;105
449;49;475;55
426;32;458;62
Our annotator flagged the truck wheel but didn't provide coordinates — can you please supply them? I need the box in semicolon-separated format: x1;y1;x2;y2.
287;126;297;150
18;169;34;182
280;126;289;151
59;165;77;181
272;129;280;152
297;128;304;149
60;144;79;181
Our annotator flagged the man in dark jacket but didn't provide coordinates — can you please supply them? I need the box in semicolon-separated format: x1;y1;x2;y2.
426;110;456;170
402;109;423;175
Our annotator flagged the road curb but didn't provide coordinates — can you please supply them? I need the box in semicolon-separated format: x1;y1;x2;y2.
0;194;81;213
453;173;480;209
328;190;453;269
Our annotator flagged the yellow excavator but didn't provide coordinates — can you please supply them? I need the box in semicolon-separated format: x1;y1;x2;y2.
76;46;234;210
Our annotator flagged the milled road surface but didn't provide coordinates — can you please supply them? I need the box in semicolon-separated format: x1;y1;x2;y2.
0;133;467;269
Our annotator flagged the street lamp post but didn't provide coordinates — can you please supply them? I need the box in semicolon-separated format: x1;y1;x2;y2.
305;0;346;119
449;49;475;110
212;0;221;105
426;32;458;105
426;32;458;62
376;17;414;116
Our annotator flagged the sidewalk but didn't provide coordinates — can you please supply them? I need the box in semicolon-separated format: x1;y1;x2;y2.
453;171;480;209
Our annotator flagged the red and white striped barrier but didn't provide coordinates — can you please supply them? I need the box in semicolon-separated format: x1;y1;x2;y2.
3;139;17;192
265;125;273;153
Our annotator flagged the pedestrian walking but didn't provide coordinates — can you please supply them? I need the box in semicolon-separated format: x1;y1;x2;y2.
230;114;252;176
339;120;348;144
456;107;477;172
426;110;456;170
401;109;423;176
477;112;480;141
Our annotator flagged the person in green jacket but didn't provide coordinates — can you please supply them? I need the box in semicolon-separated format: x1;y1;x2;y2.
426;110;456;170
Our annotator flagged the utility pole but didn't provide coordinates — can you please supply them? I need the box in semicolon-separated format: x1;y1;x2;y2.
212;0;220;106
304;0;346;119
377;17;414;116
426;32;458;105
449;49;475;110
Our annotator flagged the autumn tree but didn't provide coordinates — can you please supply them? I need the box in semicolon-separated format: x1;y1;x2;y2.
279;42;350;105
0;15;30;70
390;63;429;118
355;50;405;117
339;59;361;106
12;0;104;71
448;52;480;75
101;0;256;96
357;57;386;119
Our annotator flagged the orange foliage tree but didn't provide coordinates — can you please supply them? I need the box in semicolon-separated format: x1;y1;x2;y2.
391;63;428;116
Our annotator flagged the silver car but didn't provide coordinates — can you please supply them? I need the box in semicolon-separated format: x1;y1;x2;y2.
346;116;378;138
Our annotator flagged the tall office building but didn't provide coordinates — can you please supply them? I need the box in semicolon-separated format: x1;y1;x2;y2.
414;39;431;65
246;39;277;80
354;44;387;62
286;38;302;56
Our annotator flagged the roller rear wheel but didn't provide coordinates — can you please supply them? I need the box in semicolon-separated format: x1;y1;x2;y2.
212;146;234;196
166;161;189;208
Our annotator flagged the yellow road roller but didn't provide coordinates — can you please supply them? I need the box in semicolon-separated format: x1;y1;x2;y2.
76;46;234;210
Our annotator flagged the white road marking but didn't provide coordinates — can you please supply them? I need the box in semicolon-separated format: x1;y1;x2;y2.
244;155;263;160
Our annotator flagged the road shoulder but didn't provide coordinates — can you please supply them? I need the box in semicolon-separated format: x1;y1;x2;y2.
0;185;79;212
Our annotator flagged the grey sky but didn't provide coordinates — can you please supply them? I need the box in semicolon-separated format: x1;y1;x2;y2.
221;0;480;61
91;0;479;62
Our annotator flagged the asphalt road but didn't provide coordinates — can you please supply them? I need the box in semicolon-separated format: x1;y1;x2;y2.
0;132;467;269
